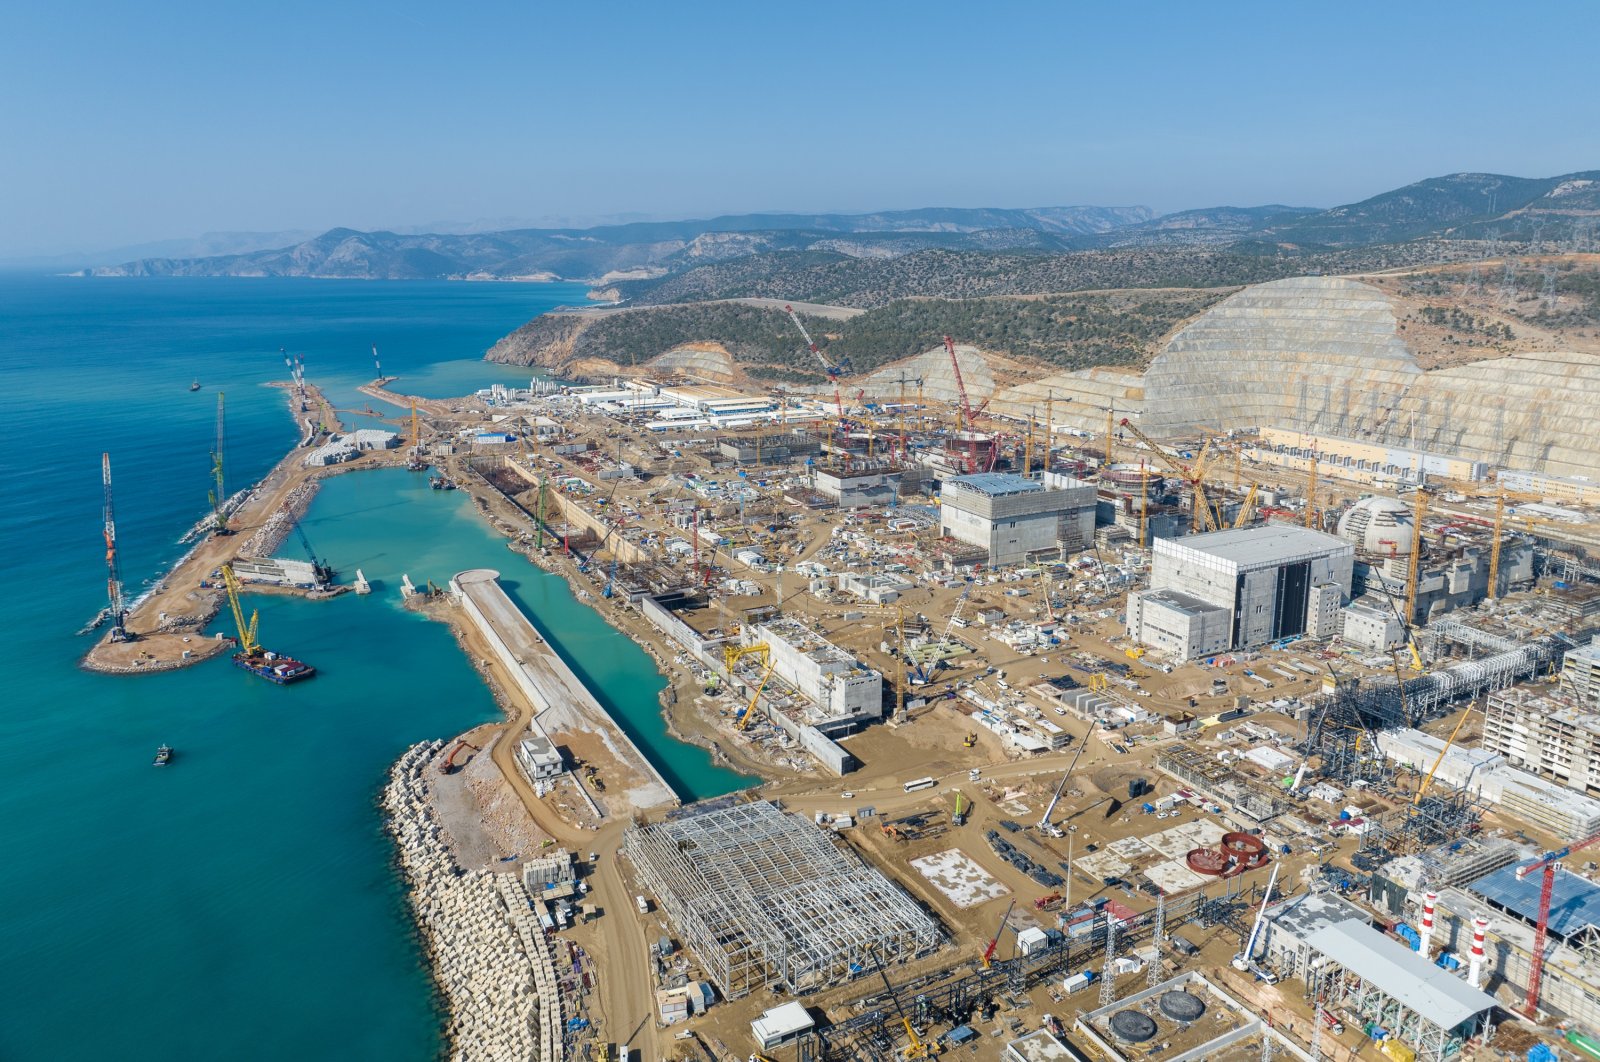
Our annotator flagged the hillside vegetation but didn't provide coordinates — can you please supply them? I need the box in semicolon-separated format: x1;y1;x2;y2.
613;242;1484;308
488;289;1229;382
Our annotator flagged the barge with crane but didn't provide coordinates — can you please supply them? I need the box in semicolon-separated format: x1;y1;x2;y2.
221;563;316;684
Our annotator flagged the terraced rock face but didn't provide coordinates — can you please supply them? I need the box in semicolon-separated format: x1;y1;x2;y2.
1402;351;1600;478
1140;276;1600;479
1143;277;1423;436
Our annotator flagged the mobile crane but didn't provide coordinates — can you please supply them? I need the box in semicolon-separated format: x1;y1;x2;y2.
867;944;940;1058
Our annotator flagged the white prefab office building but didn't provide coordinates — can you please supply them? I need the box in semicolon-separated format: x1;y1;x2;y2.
1126;525;1353;660
938;472;1096;567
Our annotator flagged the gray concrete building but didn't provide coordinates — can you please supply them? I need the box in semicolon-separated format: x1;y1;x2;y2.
753;617;884;721
938;472;1096;567
1122;589;1232;661
814;465;902;507
1562;636;1600;708
1127;524;1353;659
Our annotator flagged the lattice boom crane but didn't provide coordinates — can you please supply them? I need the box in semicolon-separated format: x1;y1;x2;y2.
1516;829;1600;1017
102;453;128;641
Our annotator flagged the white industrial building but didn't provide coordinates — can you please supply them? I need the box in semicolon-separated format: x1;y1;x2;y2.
938;472;1096;567
1122;589;1233;661
229;556;326;588
1126;525;1353;660
837;571;914;604
752;617;884;720
1563;636;1600;707
1255;891;1373;980
1303;919;1498;1062
514;720;565;782
1340;600;1406;651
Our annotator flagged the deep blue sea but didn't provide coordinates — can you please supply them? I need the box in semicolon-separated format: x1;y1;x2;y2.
0;275;748;1061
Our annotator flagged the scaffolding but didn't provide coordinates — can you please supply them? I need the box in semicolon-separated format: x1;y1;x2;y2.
621;801;942;999
1308;637;1563;790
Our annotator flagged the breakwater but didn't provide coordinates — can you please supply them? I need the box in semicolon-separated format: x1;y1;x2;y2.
384;741;566;1061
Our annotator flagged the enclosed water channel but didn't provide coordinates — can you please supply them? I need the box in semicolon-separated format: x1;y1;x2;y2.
294;466;753;800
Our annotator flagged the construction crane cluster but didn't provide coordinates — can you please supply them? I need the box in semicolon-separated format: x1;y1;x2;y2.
101;453;129;642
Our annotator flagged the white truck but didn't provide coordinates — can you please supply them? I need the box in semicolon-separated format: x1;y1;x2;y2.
635;895;651;915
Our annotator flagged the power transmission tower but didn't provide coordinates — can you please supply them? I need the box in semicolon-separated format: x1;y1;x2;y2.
1146;893;1166;987
1498;260;1518;306
1542;263;1561;311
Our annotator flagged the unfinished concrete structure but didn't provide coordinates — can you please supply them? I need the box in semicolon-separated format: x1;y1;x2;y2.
937;471;1095;566
621;801;942;999
1126;525;1353;659
1484;686;1600;797
813;464;902;507
752;616;883;721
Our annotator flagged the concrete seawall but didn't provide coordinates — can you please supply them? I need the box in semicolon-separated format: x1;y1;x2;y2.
451;568;677;811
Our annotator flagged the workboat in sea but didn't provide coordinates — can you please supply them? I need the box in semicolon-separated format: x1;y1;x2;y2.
232;650;316;685
153;745;172;766
190;379;201;391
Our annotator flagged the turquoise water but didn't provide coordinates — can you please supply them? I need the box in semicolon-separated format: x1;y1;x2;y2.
0;276;749;1061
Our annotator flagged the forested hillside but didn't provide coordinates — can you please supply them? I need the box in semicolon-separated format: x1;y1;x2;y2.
488;289;1229;382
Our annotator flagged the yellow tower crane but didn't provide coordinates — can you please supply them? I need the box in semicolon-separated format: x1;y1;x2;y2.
1304;441;1319;529
1115;418;1223;533
1233;483;1261;529
1405;487;1427;626
738;660;777;731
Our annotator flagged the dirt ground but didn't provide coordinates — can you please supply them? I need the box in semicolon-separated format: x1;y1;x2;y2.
83;382;400;673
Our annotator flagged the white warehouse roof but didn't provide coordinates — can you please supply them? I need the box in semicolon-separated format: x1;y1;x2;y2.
1305;919;1496;1030
1156;524;1351;570
752;1001;814;1046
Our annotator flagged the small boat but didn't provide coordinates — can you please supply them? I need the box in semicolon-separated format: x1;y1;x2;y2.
189;379;201;392
153;745;172;766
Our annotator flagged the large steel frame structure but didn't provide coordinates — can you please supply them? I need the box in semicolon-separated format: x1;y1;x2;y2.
621;801;942;1000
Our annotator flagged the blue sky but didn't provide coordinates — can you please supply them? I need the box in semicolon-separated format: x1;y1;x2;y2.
2;0;1596;254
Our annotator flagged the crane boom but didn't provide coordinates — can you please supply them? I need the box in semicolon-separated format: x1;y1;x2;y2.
102;453;128;640
982;899;1016;967
866;944;937;1058
942;335;975;428
783;304;850;450
210;392;230;534
1517;827;1600;1016
1038;737;1090;832
1117;419;1221;532
220;564;260;657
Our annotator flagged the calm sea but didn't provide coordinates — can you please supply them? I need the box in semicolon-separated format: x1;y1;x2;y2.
0;275;747;1061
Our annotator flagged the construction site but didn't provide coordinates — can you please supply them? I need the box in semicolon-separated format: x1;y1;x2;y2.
91;276;1600;1062
391;274;1600;1062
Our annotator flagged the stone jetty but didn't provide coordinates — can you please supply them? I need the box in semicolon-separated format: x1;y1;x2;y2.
383;741;565;1061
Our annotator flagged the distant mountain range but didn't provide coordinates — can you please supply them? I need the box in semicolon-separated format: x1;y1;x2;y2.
81;171;1599;283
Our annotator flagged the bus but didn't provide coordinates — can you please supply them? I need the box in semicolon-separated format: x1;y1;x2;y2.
904;777;937;793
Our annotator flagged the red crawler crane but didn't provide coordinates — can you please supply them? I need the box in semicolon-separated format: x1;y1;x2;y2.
943;336;994;473
1516;829;1600;1017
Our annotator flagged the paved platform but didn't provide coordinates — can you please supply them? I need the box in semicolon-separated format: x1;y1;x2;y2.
453;568;676;812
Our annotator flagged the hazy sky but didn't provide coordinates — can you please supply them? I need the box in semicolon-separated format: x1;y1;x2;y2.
3;0;1596;254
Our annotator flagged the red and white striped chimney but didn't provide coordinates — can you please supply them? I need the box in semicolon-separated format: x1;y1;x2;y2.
1468;916;1489;989
1419;892;1438;956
